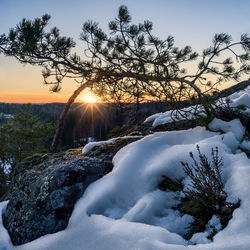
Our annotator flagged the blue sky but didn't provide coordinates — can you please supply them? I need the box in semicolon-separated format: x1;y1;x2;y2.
1;0;250;47
0;0;250;102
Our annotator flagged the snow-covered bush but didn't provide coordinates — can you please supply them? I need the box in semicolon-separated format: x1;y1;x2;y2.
179;145;240;240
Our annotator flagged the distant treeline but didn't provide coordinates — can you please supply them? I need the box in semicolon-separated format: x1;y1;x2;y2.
0;103;64;122
0;102;167;148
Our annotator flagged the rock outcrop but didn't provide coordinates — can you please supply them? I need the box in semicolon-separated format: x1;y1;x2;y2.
2;155;112;245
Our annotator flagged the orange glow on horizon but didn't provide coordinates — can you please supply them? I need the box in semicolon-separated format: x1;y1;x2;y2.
0;92;69;103
0;81;236;104
0;90;102;104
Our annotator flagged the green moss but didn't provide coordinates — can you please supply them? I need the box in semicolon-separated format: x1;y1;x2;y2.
65;147;84;156
108;125;124;137
13;153;51;176
197;115;214;129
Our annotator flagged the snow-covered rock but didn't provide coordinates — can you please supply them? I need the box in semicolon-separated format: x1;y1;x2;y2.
144;84;250;128
144;105;205;128
82;135;142;154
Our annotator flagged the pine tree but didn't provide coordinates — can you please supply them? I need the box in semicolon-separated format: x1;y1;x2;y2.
0;105;55;172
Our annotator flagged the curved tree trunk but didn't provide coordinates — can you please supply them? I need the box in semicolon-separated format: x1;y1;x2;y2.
50;78;99;153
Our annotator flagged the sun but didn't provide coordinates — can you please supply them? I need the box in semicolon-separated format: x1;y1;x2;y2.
78;89;100;103
83;93;97;103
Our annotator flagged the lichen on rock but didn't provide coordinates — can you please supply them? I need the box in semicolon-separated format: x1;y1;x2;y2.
2;155;112;245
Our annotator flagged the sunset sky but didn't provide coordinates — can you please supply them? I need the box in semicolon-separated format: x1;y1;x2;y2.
0;0;250;103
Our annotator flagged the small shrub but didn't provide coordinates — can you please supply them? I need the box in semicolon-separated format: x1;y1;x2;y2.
182;146;226;200
178;145;239;240
236;104;247;111
158;176;183;192
197;116;215;128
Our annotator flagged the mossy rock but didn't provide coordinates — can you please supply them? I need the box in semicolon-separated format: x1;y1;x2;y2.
108;125;127;137
85;137;141;161
13;147;85;177
109;123;152;138
65;147;84;156
13;153;51;176
154;119;199;132
3;155;111;245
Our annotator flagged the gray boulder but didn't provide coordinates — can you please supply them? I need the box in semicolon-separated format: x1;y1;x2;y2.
2;155;112;245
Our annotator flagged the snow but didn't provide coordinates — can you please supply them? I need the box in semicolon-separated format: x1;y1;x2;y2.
190;215;223;244
240;139;250;150
82;137;117;153
144;84;250;127
0;113;13;119
1;86;250;250
0;162;11;174
206;215;222;233
82;135;142;153
190;232;211;245
229;85;250;113
208;118;245;141
144;105;206;127
0;201;11;248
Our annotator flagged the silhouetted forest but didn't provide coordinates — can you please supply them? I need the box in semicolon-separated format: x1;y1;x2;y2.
0;102;166;149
